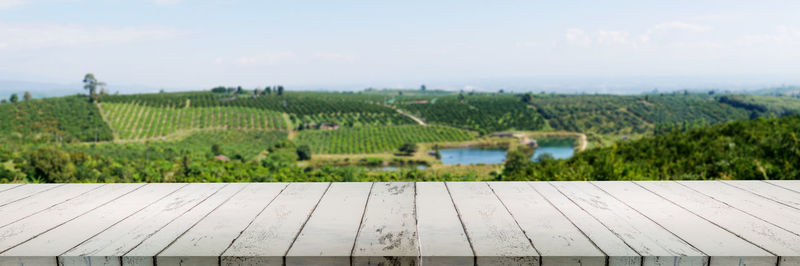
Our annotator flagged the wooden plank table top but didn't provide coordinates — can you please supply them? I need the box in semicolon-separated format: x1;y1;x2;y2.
0;181;798;266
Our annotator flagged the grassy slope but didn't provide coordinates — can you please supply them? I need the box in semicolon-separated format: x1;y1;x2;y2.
296;125;475;154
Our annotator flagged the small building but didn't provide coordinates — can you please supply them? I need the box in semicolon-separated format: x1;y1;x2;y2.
318;123;340;130
214;155;230;162
489;132;515;138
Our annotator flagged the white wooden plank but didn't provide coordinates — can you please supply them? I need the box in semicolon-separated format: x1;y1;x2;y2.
490;182;605;266
122;183;248;266
415;182;473;266
0;184;145;253
0;183;103;227
766;180;800;193
723;181;800;210
59;183;227;266
221;183;330;265
0;184;23;194
680;181;800;235
1;183;185;263
528;182;640;266
637;181;800;266
0;184;61;207
156;183;287;266
446;182;539;266
285;182;372;266
351;182;418;266
594;181;776;266
550;182;707;266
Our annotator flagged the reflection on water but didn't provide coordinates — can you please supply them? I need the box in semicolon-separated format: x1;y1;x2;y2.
439;146;575;165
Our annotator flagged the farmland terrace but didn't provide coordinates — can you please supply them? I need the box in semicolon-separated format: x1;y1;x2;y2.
0;181;799;266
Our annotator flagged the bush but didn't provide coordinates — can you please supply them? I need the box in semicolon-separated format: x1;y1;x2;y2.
28;148;75;183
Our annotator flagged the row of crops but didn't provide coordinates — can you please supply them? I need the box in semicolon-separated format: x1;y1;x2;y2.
101;102;286;140
0;96;113;143
292;112;414;128
399;95;547;135
100;92;411;129
295;125;474;154
65;130;288;161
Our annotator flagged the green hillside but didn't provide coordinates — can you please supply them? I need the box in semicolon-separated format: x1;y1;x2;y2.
0;96;113;144
503;115;800;181
296;125;474;154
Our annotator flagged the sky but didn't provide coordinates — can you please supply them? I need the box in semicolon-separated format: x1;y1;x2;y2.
1;0;799;94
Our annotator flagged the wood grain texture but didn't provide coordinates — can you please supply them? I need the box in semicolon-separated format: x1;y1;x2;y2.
528;182;640;266
221;183;330;266
637;181;800;265
285;182;372;266
1;183;185;264
0;184;60;207
0;183;103;227
0;184;23;194
490;182;605;266
415;182;473;266
446;182;539;266
122;183;248;266
59;183;227;266
766;180;800;193
156;183;287;266
680;181;800;235
723;181;800;210
351;182;418;266
551;182;707;266
0;184;145;253
594;181;776;266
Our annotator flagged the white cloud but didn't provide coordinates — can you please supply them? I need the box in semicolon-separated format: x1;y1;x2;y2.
565;28;591;46
640;21;711;43
0;22;180;50
741;25;800;45
596;30;630;45
0;0;26;9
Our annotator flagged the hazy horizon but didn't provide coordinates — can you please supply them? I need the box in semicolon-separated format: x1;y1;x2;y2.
1;0;799;95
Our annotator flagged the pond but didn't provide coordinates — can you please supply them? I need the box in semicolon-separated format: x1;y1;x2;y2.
531;146;575;161
439;145;574;165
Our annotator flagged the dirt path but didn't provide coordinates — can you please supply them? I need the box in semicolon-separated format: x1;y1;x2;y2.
577;133;588;152
394;108;426;126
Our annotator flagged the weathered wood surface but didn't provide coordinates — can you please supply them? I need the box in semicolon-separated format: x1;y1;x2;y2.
1;181;800;266
351;182;418;265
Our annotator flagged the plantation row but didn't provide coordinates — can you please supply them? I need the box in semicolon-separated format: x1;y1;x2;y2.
0;96;113;143
295;125;474;154
101;102;287;140
102;92;401;116
291;112;414;128
527;94;752;134
400;95;547;134
62;130;288;170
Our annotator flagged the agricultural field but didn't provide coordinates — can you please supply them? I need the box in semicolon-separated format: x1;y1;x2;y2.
101;91;415;130
296;125;475;154
100;102;287;140
0;95;112;143
66;130;288;162
398;95;547;134
718;95;800;117
526;94;751;135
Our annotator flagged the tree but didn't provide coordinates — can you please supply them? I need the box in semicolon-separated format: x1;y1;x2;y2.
23;91;32;101
265;86;272;95
9;94;18;103
502;149;530;181
236;86;243;94
254;88;261;96
433;144;441;160
83;73;103;102
296;145;312;161
211;143;222;156
28;147;75;183
521;93;533;103
398;143;418;156
457;92;465;102
420;84;426;91
211;86;227;93
277;85;284;96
